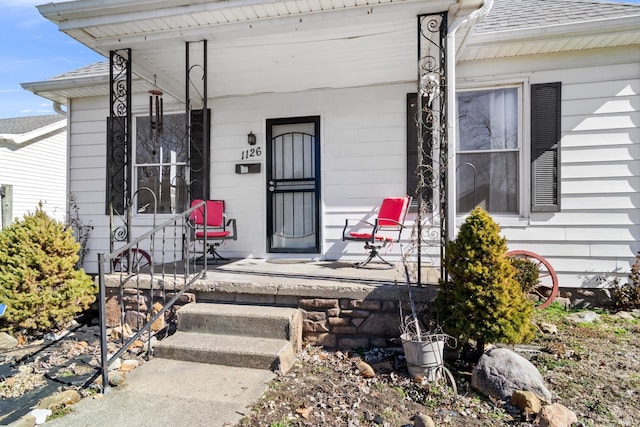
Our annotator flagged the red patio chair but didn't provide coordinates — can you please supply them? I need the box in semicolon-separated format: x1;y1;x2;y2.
190;199;237;263
342;196;412;268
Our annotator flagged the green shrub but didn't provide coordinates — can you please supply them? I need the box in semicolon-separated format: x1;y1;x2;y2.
510;256;540;293
436;207;535;351
0;206;96;336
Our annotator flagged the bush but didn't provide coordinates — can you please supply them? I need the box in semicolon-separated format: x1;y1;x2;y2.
613;252;640;310
510;256;540;294
436;207;535;351
0;206;96;336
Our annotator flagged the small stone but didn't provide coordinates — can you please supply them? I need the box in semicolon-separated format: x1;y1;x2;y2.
37;390;81;411
511;390;542;413
414;413;436;427
108;371;126;387
565;311;599;324
108;356;122;371
538;322;558;334
119;359;139;372
0;331;19;350
536;403;578;427
356;360;375;378
612;311;635;320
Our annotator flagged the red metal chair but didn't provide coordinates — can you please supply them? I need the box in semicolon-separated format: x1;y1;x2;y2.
342;196;412;268
190;199;237;263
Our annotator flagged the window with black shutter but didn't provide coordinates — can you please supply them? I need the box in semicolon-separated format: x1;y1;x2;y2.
531;82;561;212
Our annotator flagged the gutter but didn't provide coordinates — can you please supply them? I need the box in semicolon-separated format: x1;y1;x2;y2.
0;119;67;147
445;0;493;240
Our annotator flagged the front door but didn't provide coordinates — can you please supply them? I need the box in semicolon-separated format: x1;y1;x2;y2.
266;116;321;253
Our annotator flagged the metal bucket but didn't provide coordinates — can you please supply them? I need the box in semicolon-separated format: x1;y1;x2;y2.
401;333;445;381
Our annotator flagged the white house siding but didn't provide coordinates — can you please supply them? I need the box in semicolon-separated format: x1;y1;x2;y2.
456;45;640;288
69;82;421;273
209;83;416;263
0;128;67;225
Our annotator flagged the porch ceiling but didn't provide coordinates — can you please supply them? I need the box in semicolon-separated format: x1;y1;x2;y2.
37;0;461;102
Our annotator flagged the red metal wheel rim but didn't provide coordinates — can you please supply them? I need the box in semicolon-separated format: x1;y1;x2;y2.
112;248;152;272
506;249;559;309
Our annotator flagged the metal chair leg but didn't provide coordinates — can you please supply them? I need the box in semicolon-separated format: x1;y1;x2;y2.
354;243;393;268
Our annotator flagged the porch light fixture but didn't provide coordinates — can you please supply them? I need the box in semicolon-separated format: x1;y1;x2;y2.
247;132;256;146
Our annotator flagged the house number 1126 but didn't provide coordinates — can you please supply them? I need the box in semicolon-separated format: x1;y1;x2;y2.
241;147;262;159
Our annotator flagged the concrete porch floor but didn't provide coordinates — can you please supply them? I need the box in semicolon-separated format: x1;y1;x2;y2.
106;257;441;305
196;258;441;288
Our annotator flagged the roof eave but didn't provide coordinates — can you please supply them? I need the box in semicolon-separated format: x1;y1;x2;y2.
0;119;67;146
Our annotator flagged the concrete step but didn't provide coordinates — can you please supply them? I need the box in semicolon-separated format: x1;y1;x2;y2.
153;303;302;373
154;331;296;372
177;303;301;342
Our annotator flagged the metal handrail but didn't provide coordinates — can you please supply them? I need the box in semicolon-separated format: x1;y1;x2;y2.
94;203;207;392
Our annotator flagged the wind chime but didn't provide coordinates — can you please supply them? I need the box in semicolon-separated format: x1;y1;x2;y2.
148;88;163;143
148;85;164;210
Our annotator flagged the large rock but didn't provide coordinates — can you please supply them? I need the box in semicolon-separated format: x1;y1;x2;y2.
472;347;552;402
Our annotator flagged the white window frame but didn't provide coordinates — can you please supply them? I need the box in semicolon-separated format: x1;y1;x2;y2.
132;112;188;216
455;80;529;225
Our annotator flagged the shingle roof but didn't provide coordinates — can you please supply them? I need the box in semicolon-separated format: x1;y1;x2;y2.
50;61;108;81
475;0;640;34
0;114;66;135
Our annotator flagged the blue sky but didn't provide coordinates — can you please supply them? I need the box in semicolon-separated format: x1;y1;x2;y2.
0;0;638;120
0;0;103;119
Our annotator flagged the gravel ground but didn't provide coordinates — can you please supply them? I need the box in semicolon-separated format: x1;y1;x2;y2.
1;306;638;427
238;306;640;427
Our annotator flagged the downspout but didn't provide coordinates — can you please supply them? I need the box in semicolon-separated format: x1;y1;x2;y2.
446;0;493;240
53;101;67;116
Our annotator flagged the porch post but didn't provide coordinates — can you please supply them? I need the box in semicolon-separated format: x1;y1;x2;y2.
417;12;448;283
108;49;133;255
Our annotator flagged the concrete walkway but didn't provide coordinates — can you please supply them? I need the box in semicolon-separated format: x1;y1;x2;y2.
44;358;275;427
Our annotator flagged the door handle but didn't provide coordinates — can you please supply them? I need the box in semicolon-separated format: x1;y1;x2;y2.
268;180;275;192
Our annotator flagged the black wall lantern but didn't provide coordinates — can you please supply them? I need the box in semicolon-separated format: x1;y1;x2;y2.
247;131;256;146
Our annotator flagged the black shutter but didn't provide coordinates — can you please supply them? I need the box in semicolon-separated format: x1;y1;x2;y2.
406;93;433;211
531;82;561;212
105;117;127;215
189;109;211;201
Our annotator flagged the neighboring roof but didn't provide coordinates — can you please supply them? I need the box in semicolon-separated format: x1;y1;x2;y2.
0;114;66;146
476;0;640;34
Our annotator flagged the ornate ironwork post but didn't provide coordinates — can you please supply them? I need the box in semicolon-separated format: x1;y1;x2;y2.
108;49;132;254
185;40;209;272
416;12;448;283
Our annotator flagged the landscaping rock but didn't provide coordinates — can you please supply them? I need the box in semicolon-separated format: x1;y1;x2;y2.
37;390;81;411
414;413;436;427
564;310;599;324
0;332;18;350
511;390;542;413
471;347;552;402
535;402;578;427
537;322;558;335
612;311;635;320
356;360;375;378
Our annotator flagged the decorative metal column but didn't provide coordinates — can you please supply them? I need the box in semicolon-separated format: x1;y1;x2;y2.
185;40;209;202
415;12;448;283
108;49;133;253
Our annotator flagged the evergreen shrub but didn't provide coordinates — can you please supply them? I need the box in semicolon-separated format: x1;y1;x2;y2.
0;206;96;336
436;207;535;350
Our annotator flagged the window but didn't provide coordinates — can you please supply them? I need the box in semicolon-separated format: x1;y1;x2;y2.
456;87;520;214
134;113;188;214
